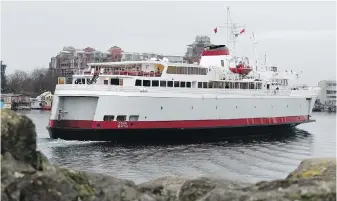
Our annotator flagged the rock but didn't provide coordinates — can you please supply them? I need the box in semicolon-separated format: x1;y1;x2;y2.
286;158;336;181
178;177;251;201
138;176;189;201
1;110;37;165
1;110;156;201
198;178;336;201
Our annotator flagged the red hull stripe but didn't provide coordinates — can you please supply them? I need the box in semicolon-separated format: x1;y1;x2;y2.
49;115;309;130
202;49;230;56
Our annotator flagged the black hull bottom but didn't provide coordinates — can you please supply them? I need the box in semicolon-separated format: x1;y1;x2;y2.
47;123;309;143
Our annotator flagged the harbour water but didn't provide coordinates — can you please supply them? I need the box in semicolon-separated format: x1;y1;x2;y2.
18;110;336;184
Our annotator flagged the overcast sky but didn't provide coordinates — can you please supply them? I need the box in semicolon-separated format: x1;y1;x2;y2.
1;1;336;85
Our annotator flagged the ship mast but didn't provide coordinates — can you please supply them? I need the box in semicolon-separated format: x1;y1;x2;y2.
225;7;245;57
252;32;259;71
226;6;229;47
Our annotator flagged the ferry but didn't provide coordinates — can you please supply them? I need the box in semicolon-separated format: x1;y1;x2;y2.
46;10;320;141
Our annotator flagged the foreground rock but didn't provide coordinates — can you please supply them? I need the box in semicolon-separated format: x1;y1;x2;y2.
1;109;336;201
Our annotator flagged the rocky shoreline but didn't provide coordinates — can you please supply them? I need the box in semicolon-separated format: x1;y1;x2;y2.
1;110;336;201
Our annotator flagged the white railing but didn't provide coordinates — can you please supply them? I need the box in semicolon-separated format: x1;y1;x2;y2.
56;84;293;96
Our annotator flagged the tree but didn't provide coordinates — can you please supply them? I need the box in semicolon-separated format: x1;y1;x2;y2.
6;68;61;96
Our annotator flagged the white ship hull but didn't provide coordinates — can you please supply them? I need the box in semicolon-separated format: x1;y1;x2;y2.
47;85;319;141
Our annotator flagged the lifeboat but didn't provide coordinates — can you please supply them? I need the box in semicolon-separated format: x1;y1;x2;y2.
229;64;253;75
229;57;253;75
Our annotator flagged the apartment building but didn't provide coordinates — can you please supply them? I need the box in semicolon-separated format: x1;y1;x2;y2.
318;80;336;105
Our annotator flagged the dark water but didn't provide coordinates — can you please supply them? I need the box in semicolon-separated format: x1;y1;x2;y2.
18;110;336;184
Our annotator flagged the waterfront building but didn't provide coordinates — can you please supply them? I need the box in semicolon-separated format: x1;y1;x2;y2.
317;80;336;105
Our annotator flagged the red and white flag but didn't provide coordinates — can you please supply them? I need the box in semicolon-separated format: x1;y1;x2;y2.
235;28;246;37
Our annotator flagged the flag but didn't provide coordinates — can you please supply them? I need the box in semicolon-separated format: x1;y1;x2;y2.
235;28;246;37
214;27;218;33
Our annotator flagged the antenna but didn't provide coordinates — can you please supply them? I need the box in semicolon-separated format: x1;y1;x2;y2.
226;6;230;46
252;32;259;71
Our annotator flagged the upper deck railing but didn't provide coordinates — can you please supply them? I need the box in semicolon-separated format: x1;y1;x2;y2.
55;84;300;97
73;69;162;77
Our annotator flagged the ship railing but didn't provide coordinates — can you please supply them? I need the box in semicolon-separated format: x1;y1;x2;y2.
56;84;293;96
74;70;162;77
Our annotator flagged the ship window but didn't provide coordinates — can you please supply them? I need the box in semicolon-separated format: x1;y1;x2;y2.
203;82;208;88
75;78;85;84
167;66;177;74
116;115;127;121
152;80;159;87
188;67;192;74
225;82;229;89
103;115;114;121
174;81;180;87
143;80;151;87
167;81;173;87
111;78;119;85
104;80;109;85
186;82;191;88
129;115;139;121
240;83;247;89
182;67;188;74
235;82;240;89
180;82;186;88
160;80;166;87
221;60;224;67
135;79;142;86
198;82;202;88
